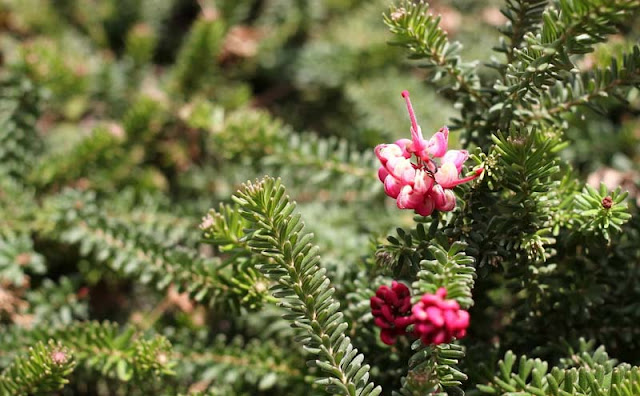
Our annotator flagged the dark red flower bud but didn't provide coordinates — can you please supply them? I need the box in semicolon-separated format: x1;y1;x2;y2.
370;281;413;345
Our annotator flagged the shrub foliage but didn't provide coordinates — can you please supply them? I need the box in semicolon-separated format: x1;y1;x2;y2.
1;0;639;394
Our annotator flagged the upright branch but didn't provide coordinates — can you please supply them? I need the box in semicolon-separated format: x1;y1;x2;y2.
214;177;382;396
0;341;75;395
393;242;476;395
384;1;489;108
501;0;640;107
497;0;548;65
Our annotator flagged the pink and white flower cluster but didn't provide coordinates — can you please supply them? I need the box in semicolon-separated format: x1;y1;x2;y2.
375;91;483;215
371;282;469;346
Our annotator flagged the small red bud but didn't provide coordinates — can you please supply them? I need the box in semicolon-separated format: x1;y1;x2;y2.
77;287;90;299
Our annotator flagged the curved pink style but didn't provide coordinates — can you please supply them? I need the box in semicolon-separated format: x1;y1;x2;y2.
402;91;428;155
435;165;484;189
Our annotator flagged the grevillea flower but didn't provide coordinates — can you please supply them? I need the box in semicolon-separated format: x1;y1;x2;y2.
370;281;413;345
374;91;483;215
412;287;469;346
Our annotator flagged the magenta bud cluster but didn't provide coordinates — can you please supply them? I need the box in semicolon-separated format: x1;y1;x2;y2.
371;283;469;346
412;287;470;345
370;281;413;345
375;91;483;216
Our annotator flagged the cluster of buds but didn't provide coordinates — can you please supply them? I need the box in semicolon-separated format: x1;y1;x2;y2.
371;283;469;346
50;349;69;365
375;91;483;215
412;287;470;345
370;281;413;345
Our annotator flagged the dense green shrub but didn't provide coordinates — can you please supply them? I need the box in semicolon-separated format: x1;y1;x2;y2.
1;0;639;394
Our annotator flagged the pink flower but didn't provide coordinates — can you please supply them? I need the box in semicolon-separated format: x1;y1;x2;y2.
374;90;483;215
395;138;413;158
415;195;436;216
412;287;469;346
425;126;449;159
375;143;404;165
386;157;416;185
397;185;423;210
371;281;413;345
435;162;484;189
431;184;456;211
384;175;403;198
441;149;468;172
413;169;434;195
378;166;389;182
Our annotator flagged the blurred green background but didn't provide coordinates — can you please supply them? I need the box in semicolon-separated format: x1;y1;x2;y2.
1;0;639;394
